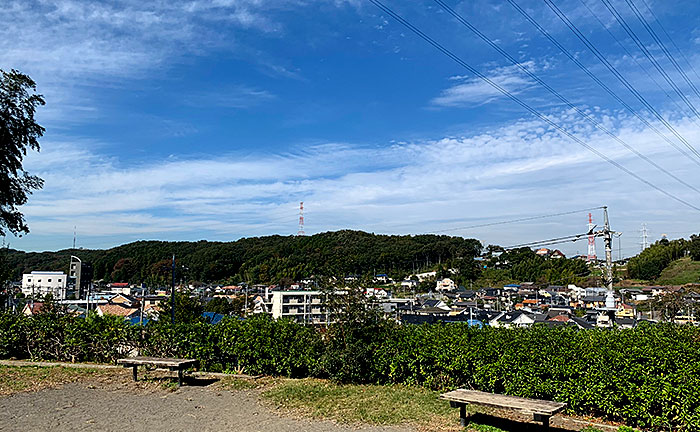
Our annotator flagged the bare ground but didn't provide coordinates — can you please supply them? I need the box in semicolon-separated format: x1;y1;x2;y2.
0;369;413;432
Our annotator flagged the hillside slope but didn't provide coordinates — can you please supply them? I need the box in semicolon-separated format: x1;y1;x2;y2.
4;231;482;285
655;257;700;285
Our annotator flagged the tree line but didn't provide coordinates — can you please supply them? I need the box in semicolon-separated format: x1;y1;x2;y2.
3;230;483;285
627;235;700;280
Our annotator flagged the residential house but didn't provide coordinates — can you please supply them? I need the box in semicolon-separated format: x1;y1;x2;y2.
400;280;418;289
436;278;456;292
550;250;566;259
22;302;44;316
582;295;607;309
97;304;140;320
489;311;536;328
616;303;636;319
365;288;389;299
414;271;437;282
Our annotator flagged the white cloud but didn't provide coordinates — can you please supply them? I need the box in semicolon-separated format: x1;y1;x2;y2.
0;0;342;124
13;109;700;253
431;62;537;107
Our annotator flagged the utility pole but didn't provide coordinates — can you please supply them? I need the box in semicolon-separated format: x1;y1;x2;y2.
601;206;620;323
603;207;614;291
171;254;176;325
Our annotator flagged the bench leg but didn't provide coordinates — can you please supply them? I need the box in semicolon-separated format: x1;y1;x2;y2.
533;414;550;428
132;365;138;382
449;402;470;427
459;404;468;427
178;368;183;387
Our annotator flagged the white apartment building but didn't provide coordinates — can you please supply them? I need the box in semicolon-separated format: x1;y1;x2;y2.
22;271;67;300
270;290;329;325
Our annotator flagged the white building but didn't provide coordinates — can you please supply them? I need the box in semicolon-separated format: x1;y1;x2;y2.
22;271;67;300
400;280;418;289
436;278;456;292
270;290;329;325
414;271;437;282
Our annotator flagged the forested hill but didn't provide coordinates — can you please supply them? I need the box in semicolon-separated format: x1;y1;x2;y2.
4;230;482;285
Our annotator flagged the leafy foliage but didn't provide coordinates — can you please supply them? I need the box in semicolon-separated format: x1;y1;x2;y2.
2;309;700;431
3;231;482;285
481;247;590;285
0;69;45;236
627;238;688;280
689;234;700;262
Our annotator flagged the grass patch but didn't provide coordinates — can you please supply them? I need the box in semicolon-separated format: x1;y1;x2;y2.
263;378;456;429
656;257;700;285
0;365;110;396
469;424;507;432
219;376;261;391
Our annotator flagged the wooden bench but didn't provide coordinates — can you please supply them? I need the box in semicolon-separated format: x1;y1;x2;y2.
117;356;199;387
441;389;566;428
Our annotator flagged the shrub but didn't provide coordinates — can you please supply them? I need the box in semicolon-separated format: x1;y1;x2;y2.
1;311;700;431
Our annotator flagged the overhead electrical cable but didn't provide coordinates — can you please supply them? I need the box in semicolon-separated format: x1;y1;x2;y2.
596;0;700;132
508;0;700;165
431;206;605;234
503;233;589;249
532;0;700;162
430;0;700;195
638;0;700;84
576;0;697;124
366;0;700;212
623;0;700;102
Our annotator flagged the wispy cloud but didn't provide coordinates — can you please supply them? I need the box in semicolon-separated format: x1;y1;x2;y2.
185;85;276;109
15;109;700;252
0;0;341;124
430;62;536;107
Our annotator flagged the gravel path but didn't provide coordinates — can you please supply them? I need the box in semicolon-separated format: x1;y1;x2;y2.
0;381;414;432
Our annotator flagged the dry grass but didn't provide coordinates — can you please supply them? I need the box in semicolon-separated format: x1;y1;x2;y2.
263;378;459;431
0;365;116;396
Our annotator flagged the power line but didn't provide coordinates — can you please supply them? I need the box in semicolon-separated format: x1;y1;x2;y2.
430;0;700;196
597;0;700;133
576;0;698;125
367;0;700;212
503;233;588;250
623;0;700;103
508;0;700;166
536;0;700;162
431;206;604;234
638;0;700;85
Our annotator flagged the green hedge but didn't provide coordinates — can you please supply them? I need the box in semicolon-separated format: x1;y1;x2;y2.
1;312;699;431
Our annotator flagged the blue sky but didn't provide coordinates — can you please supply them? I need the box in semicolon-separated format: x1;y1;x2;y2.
2;0;700;257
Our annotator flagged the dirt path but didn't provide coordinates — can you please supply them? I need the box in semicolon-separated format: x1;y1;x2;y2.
0;378;414;432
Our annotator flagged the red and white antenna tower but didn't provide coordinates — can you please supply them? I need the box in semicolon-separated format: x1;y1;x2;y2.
587;212;597;261
297;201;305;236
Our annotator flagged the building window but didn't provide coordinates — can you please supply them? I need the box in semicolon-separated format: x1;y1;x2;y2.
58;279;62;282
37;279;41;283
27;279;31;283
48;279;52;282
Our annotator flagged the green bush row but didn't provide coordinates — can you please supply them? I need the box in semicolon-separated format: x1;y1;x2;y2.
1;311;699;431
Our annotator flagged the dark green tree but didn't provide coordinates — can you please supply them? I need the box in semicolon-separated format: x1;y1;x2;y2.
0;70;45;236
203;297;236;315
157;294;203;324
689;234;700;261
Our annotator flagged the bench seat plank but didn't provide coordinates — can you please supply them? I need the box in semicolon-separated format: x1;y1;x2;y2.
441;389;566;416
117;357;198;368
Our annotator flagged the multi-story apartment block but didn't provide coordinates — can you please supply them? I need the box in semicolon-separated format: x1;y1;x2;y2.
22;271;67;300
270;290;329;325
